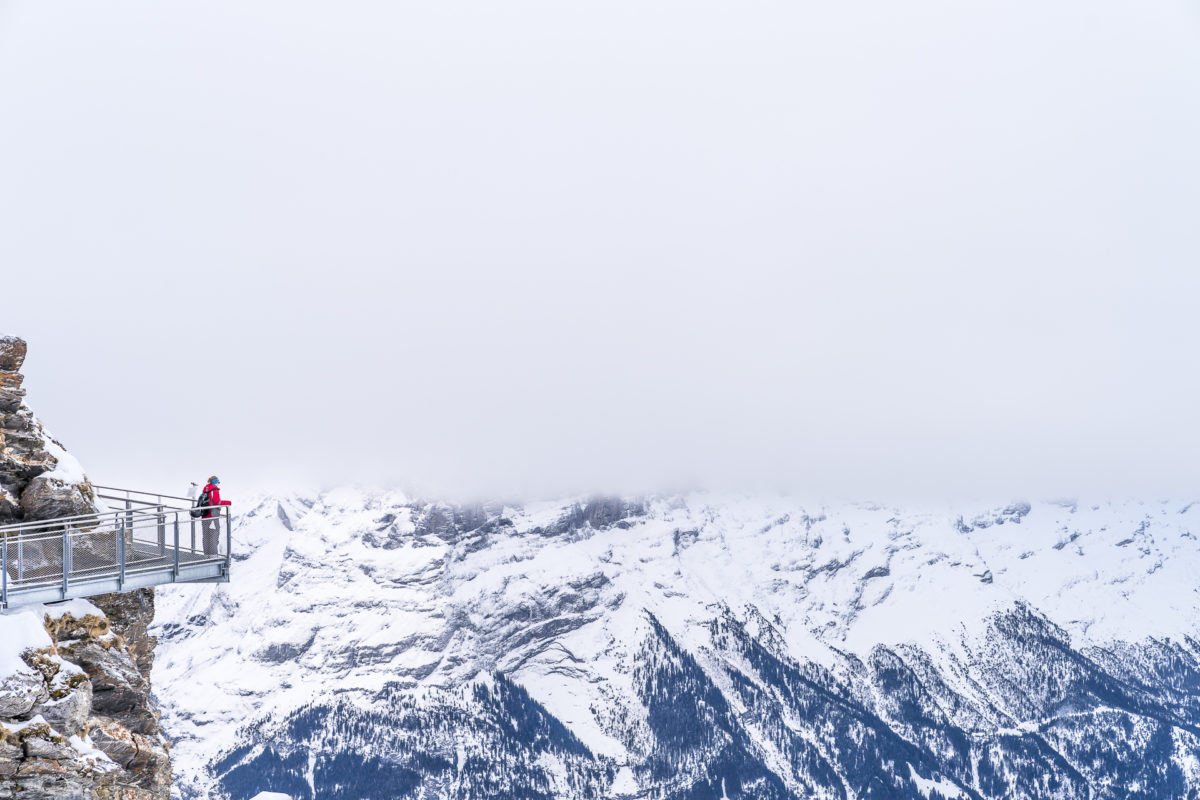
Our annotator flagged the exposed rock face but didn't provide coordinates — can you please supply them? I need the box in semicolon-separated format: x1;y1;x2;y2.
0;337;100;526
91;591;158;682
0;337;28;411
0;596;171;800
0;407;56;520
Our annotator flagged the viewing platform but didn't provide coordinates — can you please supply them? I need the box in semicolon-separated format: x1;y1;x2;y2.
0;487;230;610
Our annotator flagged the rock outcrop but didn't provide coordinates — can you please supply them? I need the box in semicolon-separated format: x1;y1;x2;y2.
0;336;101;526
0;336;172;799
0;595;171;799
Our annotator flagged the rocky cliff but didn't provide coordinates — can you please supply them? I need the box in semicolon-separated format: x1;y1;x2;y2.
0;593;171;800
0;336;172;799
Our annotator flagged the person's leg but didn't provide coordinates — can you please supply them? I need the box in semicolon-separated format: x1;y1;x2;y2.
203;518;217;555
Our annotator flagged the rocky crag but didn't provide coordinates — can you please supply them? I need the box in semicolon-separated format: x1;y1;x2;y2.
0;337;99;522
0;336;171;799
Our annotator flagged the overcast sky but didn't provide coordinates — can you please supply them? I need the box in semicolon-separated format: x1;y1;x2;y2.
1;0;1198;502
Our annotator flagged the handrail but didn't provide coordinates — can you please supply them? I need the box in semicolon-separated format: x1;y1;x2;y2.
13;515;166;542
95;495;189;512
0;509;134;532
93;485;196;505
0;506;173;535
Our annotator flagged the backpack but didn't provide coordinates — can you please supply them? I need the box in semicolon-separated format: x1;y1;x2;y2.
190;488;212;519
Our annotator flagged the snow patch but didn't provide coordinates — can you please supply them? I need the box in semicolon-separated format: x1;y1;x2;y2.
907;763;966;799
0;607;53;681
69;733;120;771
610;766;638;797
43;598;105;622
0;714;50;734
39;433;88;484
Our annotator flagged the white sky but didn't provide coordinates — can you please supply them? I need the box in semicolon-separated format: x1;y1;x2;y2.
2;1;1198;502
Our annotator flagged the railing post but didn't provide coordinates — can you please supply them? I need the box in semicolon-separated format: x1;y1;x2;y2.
62;525;72;599
125;499;133;548
157;505;166;556
16;531;23;582
173;512;180;579
225;507;232;567
2;535;7;609
117;518;126;589
190;516;196;553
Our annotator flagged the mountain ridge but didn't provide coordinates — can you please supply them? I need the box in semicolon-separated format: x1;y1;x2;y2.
153;491;1200;799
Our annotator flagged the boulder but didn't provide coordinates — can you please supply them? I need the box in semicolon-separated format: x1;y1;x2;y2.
88;719;170;789
22;735;76;761
20;476;99;521
87;719;138;769
0;668;47;717
31;680;92;736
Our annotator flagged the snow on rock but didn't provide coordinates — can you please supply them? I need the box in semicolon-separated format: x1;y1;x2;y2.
0;607;53;681
0;607;57;717
42;598;106;622
68;732;120;771
39;434;88;484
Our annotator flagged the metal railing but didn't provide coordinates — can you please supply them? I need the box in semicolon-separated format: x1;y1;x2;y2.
0;486;231;609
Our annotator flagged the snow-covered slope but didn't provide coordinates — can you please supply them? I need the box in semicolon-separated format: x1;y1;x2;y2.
153;493;1200;799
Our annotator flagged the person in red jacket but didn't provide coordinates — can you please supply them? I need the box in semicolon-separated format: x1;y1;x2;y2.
201;475;232;556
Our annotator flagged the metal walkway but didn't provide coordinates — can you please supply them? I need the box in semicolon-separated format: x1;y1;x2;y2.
1;486;231;610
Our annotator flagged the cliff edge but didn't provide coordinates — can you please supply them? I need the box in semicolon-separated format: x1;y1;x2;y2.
0;337;171;799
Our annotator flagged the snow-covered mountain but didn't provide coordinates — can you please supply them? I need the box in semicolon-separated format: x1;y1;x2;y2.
153;492;1200;799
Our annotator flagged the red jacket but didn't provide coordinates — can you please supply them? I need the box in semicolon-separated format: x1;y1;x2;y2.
203;483;231;518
